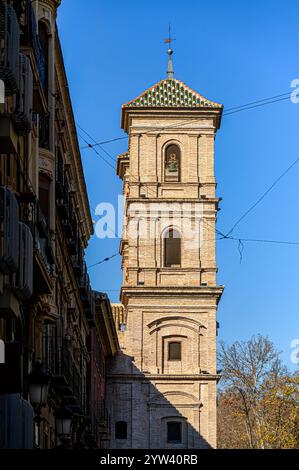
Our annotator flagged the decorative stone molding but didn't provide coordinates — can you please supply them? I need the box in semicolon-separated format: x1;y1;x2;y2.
39;148;55;179
39;294;59;322
38;0;61;12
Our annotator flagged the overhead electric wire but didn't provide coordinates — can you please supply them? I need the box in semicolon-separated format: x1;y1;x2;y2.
78;89;298;268
88;252;120;269
78;124;299;255
77;124;117;163
80;90;292;149
223;95;291;116
224;91;291;112
78;124;226;241
225;156;299;236
78;132;116;172
81;136;127;149
217;234;299;264
225;236;299;246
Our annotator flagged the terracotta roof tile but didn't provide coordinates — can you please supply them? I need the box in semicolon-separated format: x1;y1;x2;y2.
122;78;223;109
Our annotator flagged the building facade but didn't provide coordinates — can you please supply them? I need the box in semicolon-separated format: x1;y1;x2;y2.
0;0;118;449
86;293;119;448
106;52;224;449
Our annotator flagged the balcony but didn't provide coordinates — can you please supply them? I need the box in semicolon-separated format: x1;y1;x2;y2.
39;113;50;149
15;0;46;94
36;206;54;266
18;193;54;294
87;401;111;447
55;148;64;199
72;249;84;279
0;2;20;95
61;196;74;238
84;291;95;326
0;116;18;154
79;262;90;298
78;262;96;324
55;169;79;250
43;335;86;414
67;219;78;256
56;179;70;221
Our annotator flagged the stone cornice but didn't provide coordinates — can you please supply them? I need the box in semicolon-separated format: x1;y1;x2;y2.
107;373;221;381
121;285;224;305
121;285;224;294
126;197;220;203
54;31;93;244
38;0;61;11
123;108;222;134
117;152;130;179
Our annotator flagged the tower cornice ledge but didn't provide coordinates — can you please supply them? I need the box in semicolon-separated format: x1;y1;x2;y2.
121;285;224;304
126;197;220;203
107;373;221;382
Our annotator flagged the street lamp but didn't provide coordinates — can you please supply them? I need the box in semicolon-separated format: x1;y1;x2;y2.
55;406;73;447
28;362;51;418
28;362;51;448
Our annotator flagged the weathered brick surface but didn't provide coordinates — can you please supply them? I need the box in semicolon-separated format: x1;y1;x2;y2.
107;107;223;449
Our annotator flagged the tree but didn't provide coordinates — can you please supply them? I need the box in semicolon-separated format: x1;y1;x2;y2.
217;389;249;448
217;335;299;449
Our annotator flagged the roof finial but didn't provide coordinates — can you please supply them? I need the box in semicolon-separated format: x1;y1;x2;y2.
165;24;175;79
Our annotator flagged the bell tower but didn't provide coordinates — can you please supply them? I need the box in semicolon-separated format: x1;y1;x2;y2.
107;46;224;449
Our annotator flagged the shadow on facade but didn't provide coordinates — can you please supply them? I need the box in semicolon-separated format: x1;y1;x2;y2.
105;351;212;450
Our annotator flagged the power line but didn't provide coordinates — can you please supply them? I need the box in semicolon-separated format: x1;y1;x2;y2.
81;136;127;149
78;92;298;268
78;132;116;172
224;91;291;112
78;124;299;245
88;252;120;269
225;157;299;237
99;289;121;292
217;234;299;264
230;237;299;246
87;233;299;270
80;90;292;149
223;96;290;116
79;123;226;240
77;124;117;164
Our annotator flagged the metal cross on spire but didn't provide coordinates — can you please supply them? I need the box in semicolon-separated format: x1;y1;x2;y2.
165;25;176;79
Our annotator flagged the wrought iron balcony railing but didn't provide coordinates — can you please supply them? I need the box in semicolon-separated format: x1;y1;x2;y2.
42;334;86;413
15;0;46;92
87;400;111;443
39;113;50;149
19;194;54;277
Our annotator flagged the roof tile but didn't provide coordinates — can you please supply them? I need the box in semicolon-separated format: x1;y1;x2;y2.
122;78;223;109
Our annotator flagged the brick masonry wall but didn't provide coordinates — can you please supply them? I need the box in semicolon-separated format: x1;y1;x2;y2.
107;108;222;449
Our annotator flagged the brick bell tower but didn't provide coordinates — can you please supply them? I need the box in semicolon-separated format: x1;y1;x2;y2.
106;44;224;449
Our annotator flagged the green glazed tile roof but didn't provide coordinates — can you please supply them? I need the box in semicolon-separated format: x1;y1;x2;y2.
123;78;223;109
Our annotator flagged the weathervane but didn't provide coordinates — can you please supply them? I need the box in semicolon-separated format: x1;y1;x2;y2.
165;25;175;79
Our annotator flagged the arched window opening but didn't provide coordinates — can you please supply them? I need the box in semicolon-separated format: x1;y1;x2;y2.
165;144;180;182
164;228;181;267
115;421;127;440
168;342;182;361
167;421;182;444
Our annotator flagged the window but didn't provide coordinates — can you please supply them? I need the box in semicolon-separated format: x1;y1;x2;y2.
168;342;181;361
165;144;180;182
38;21;49;94
115;421;127;440
164;228;181;267
167;422;182;443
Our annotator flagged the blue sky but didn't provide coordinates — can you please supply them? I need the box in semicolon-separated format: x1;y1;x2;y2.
57;0;299;370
